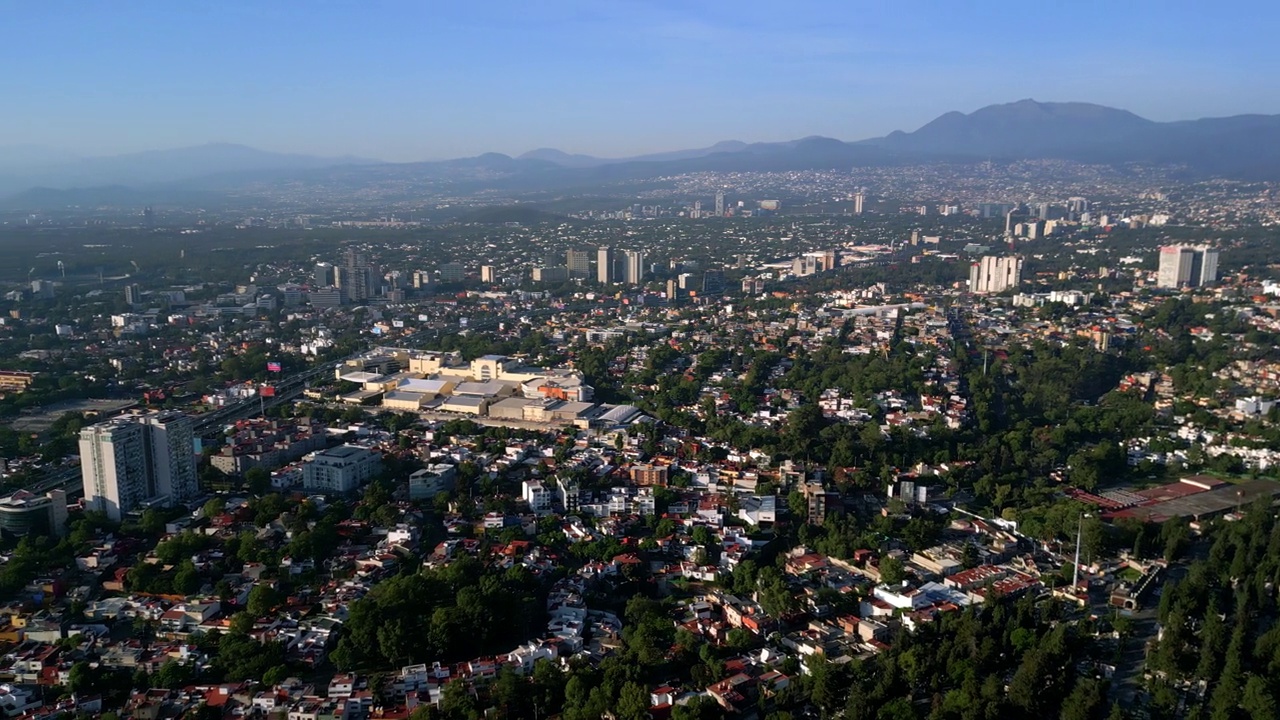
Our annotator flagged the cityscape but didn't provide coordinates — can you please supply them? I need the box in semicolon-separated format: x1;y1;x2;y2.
2;3;1280;720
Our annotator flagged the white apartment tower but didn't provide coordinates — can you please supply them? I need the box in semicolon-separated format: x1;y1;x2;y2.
624;250;646;285
597;246;613;284
969;256;1023;294
1157;245;1219;288
80;411;196;522
714;192;725;217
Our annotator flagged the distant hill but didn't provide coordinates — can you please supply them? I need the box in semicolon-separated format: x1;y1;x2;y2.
860;99;1280;177
0;143;381;195
868;99;1155;157
5;100;1280;207
513;100;1280;180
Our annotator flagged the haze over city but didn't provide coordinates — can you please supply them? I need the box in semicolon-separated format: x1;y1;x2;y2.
3;0;1279;161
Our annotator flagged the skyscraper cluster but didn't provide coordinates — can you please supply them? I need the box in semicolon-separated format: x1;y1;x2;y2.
79;411;197;522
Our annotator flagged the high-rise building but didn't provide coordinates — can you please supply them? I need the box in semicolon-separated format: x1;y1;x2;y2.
314;263;335;288
30;280;54;300
341;249;378;301
532;266;569;283
853;190;865;215
968;256;1023;294
692;201;702;220
124;284;143;306
596;247;613;284
702;269;726;295
714;192;725;217
624;250;646;285
438;263;466;283
80;411;196;522
1157;245;1219;288
666;279;681;304
566;250;591;278
480;265;498;283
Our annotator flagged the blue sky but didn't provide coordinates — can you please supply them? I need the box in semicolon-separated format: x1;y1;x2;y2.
2;0;1276;161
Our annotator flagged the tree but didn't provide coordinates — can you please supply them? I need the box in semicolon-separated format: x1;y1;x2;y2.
172;560;201;596
246;584;279;618
880;556;906;585
1243;675;1277;719
616;682;651;720
244;467;272;495
202;497;226;519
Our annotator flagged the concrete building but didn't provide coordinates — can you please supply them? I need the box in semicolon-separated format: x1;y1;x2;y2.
0;371;35;393
596;246;613;284
301;445;382;494
314;263;335;288
309;287;345;308
624;250;646;284
0;490;68;539
566;250;591;278
409;464;457;501
1157;245;1219;288
532;266;569;283
522;479;555;514
968;256;1023;294
79;411;197;522
438;263;466;283
480;265;498;283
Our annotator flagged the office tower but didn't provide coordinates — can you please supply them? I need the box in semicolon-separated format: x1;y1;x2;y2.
124;283;143;306
1158;246;1219;288
1025;220;1044;240
597;247;613;283
1068;197;1089;215
968;256;1023;294
566;250;591;278
342;249;376;301
438;263;466;283
532;266;569;283
80;411;196;522
702;269;726;295
715;192;725;217
692;201;702;220
666;279;681;304
314;263;335;288
1037;202;1051;221
853;190;865;215
481;265;498;283
624;250;646;284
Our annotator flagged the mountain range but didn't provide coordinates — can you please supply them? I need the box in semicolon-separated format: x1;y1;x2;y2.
4;99;1280;206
